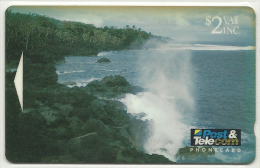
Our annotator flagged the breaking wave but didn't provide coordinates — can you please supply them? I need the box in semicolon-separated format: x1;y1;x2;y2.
121;43;196;161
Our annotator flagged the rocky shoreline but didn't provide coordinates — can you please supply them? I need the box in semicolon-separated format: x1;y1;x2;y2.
5;61;173;163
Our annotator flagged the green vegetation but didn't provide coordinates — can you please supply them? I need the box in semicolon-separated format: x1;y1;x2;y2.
5;10;174;163
6;9;153;67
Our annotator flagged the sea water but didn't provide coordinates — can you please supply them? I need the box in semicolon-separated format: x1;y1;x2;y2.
55;45;255;163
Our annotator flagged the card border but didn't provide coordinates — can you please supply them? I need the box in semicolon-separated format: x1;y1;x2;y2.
1;0;259;168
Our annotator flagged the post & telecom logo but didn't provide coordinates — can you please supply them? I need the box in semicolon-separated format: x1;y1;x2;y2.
191;129;241;146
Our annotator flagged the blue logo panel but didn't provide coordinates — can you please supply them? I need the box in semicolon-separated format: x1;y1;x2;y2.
191;129;241;146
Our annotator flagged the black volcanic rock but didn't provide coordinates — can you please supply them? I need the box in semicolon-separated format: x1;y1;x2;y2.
97;58;111;63
176;146;215;159
100;75;130;87
85;75;144;99
6;68;173;163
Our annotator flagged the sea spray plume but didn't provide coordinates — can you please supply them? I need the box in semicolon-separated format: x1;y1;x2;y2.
121;41;195;161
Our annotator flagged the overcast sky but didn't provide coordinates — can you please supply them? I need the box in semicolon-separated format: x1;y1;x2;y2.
8;6;255;45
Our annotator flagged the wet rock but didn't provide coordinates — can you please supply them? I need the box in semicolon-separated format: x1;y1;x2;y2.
129;86;145;94
48;125;73;139
100;75;130;87
86;80;100;88
12;71;174;163
145;154;174;163
70;89;97;108
176;146;215;158
18;109;49;134
68;116;84;134
85;76;143;99
69;107;90;122
39;106;58;125
132;112;147;119
41;154;79;163
80;118;114;136
104;100;129;126
22;108;34;114
97;57;111;63
128;118;152;151
112;126;132;140
87;100;107;118
116;146;145;163
53;103;73;117
13;111;51;162
116;146;173;163
68;132;99;162
68;132;119;163
41;139;69;158
49;114;70;128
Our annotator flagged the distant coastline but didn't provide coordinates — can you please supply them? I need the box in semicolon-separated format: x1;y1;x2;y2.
5;9;174;163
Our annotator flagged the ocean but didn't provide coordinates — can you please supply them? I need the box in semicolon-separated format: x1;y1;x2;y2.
55;44;255;163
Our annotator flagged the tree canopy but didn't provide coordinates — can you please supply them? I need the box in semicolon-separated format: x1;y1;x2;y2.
6;10;153;66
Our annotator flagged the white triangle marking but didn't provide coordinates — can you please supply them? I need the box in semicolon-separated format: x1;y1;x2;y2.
14;52;23;111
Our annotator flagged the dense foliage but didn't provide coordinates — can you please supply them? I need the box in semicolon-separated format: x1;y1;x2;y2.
6;9;153;67
5;10;175;163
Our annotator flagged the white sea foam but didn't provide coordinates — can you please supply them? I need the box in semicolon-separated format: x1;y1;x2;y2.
148;44;255;51
63;77;100;88
56;70;84;74
100;69;121;72
97;51;112;56
143;42;255;51
120;43;196;161
76;77;101;87
121;92;188;161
